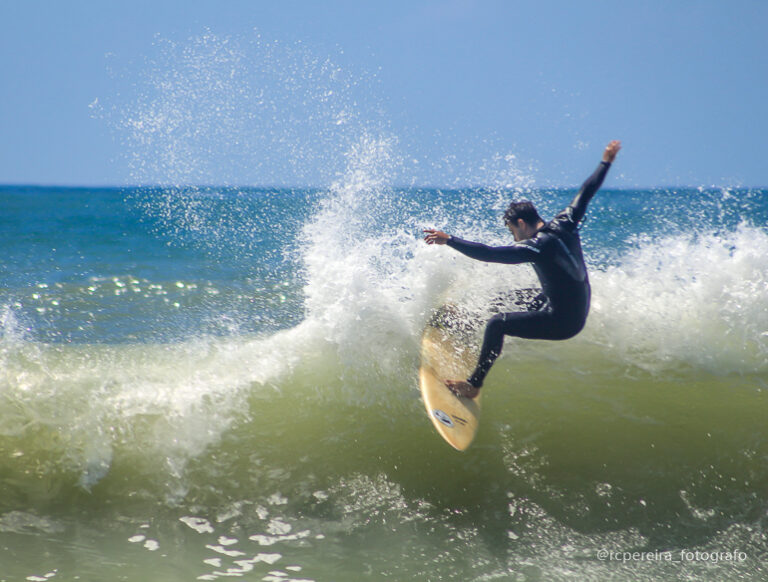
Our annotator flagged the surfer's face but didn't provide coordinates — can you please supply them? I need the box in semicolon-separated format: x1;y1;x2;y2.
507;219;534;242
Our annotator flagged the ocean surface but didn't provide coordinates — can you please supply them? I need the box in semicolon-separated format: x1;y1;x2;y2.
2;177;768;581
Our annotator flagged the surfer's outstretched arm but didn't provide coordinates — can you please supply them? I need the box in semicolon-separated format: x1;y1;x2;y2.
445;236;539;265
568;140;621;224
423;230;538;264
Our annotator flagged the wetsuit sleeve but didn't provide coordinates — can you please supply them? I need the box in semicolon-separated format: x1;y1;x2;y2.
567;161;611;224
446;236;540;264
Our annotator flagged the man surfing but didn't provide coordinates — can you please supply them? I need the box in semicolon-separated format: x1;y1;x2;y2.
424;140;621;399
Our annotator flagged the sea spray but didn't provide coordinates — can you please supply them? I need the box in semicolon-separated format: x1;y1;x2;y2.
97;30;386;188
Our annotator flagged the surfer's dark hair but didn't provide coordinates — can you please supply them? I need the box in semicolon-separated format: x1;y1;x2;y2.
504;201;542;226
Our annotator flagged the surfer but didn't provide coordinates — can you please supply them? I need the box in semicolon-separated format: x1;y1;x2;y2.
424;140;621;399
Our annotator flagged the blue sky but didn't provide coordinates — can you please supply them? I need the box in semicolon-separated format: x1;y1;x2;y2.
1;0;766;187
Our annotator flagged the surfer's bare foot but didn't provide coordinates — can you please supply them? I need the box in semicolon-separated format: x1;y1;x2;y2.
446;380;479;399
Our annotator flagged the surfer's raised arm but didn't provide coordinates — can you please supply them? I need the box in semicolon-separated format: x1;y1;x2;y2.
568;140;621;224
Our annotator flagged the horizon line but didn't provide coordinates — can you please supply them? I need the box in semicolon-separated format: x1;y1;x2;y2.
1;182;763;191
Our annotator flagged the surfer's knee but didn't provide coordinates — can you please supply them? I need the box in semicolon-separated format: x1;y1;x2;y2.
552;315;587;340
485;312;507;334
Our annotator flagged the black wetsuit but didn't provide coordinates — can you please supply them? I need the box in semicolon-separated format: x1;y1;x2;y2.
446;160;612;388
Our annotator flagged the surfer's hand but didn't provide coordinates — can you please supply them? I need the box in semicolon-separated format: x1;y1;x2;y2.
602;140;621;163
423;229;451;245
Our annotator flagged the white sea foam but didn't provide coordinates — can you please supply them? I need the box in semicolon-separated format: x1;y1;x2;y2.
589;223;768;374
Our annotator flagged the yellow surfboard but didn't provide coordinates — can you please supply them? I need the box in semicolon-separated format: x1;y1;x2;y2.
419;306;482;451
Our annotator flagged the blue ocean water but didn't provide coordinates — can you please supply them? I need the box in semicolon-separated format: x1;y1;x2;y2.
2;179;768;581
0;186;318;343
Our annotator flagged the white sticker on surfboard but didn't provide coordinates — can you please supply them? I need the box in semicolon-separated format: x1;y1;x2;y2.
432;409;454;428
